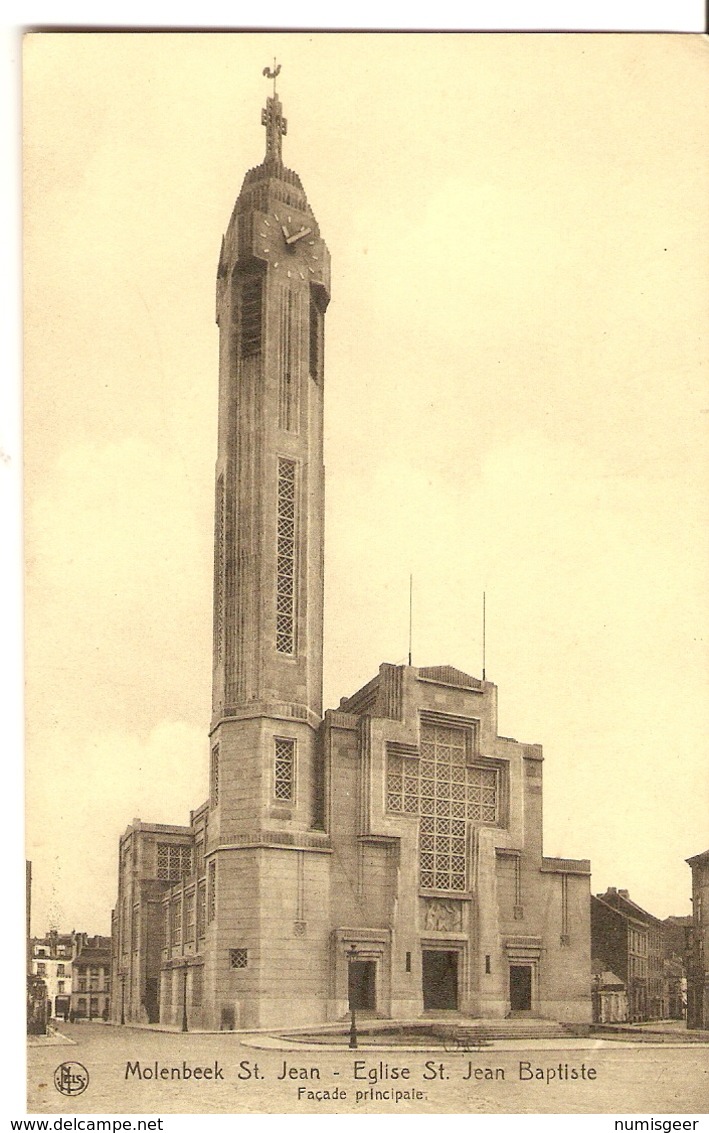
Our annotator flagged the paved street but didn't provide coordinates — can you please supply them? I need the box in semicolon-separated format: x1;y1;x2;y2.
27;1023;709;1114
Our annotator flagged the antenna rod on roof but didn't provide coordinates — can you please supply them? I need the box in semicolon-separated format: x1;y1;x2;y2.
408;574;413;667
482;590;486;681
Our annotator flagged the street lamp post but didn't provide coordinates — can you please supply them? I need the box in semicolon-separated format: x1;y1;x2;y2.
181;966;189;1033
346;944;358;1050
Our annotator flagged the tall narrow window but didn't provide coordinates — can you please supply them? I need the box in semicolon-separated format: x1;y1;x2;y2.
208;861;216;923
185;893;195;943
274;737;295;802
240;278;262;357
309;294;322;380
196;879;207;940
560;873;570;946
171;898;182;947
279;291;299;431
210;745;219;809
276;458;297;654
213;475;225;663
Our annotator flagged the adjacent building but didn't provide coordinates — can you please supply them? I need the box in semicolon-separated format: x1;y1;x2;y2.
591;888;667;1022
30;932;74;1019
110;81;592;1031
686;849;709;1030
663;914;691;1020
71;934;111;1021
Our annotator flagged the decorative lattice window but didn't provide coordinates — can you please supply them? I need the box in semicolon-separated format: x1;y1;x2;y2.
210;745;219;809
208;861;216;923
386;751;419;814
121;898;128;953
230;948;248;969
196;879;206;940
240;278;262;357
156;842;193;881
195;840;205;876
385;722;499;893
131;905;139;951
276;458;297;654
163;904;170;949
274;737;295;802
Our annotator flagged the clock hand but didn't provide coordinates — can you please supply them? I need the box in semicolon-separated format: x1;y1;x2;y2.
285;226;313;245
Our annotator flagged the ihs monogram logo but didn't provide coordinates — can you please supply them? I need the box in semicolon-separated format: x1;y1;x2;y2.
54;1061;89;1096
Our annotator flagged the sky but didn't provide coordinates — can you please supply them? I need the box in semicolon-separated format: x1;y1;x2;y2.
21;31;709;937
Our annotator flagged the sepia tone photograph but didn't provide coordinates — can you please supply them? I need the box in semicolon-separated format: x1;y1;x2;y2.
23;30;709;1116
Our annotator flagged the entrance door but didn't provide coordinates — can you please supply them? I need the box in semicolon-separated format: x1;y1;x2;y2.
509;964;532;1012
422;949;458;1010
348;960;376;1012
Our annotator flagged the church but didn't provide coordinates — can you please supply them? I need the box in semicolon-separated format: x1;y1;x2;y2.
110;80;592;1031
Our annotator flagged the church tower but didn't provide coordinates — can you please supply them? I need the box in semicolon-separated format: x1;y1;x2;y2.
212;77;329;732
201;74;333;1029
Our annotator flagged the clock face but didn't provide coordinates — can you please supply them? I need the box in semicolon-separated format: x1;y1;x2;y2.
256;209;321;281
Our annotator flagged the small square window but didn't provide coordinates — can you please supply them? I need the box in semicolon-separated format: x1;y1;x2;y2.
230;948;248;969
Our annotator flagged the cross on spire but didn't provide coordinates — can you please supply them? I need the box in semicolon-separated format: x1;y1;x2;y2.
261;61;287;164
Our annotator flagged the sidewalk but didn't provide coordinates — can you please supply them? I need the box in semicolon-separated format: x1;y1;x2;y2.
592;1020;709;1043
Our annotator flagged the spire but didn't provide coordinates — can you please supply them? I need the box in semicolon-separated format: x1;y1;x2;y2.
261;60;287;165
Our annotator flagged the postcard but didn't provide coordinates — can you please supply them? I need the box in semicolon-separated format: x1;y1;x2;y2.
23;30;709;1119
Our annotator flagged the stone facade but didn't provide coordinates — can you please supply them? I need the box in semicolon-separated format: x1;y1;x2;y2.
110;85;591;1031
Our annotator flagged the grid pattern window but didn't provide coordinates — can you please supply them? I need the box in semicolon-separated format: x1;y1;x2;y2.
197;880;207;939
276;458;297;654
386;751;419;813
208;861;216;923
210;745;219;808
163;904;170;949
195;840;205;876
57;964;65;977
156;842;193;881
385;722;499;893
274;737;295;802
240;278;262;357
36;963;46;977
230;948;248;969
131;904;139;951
